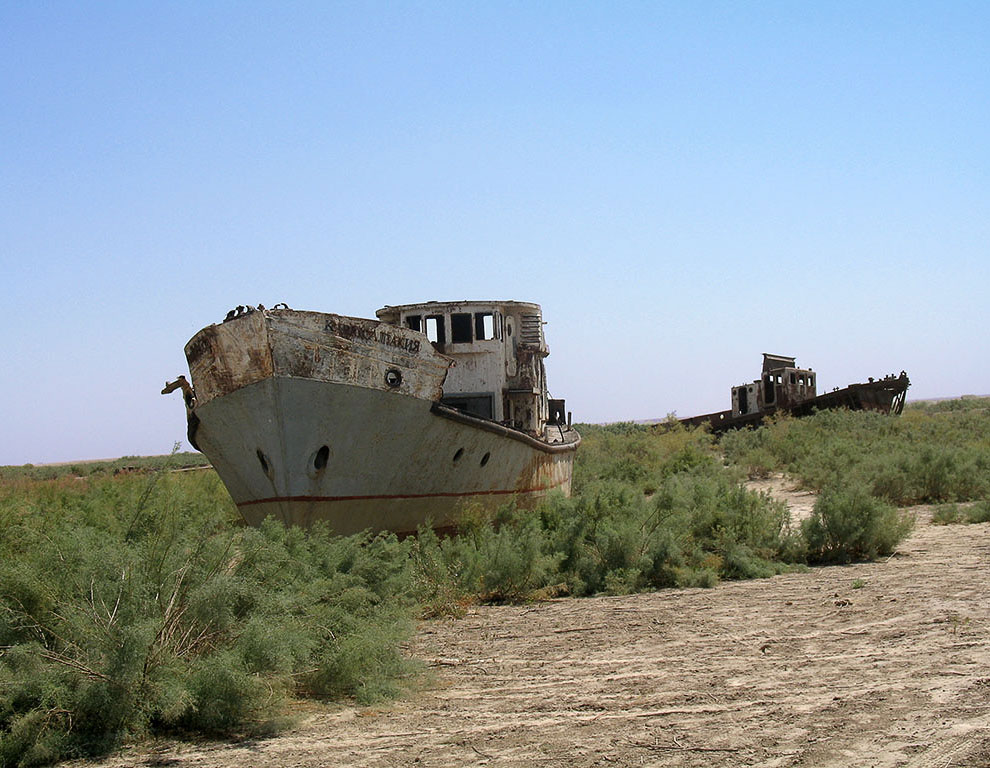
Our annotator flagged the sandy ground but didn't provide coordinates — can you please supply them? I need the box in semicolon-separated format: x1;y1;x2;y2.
87;482;990;768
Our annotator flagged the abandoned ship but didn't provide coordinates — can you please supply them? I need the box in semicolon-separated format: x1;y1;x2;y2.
163;301;580;535
677;353;910;434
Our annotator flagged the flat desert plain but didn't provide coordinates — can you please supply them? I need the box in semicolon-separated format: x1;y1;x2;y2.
88;486;990;768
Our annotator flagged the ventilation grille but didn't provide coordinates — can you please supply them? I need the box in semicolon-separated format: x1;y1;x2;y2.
519;312;544;346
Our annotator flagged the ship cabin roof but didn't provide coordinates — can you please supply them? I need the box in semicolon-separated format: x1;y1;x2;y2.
376;300;546;353
762;353;797;374
377;300;541;319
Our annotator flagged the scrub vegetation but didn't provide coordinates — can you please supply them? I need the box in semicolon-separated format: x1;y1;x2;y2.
0;453;208;482
3;402;987;765
720;398;990;505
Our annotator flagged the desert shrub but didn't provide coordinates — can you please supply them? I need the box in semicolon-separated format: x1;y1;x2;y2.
540;462;797;596
0;452;209;483
931;503;963;525
571;423;718;495
405;426;797;605
932;500;990;525
801;484;913;564
407;526;470;617
967;500;990;524
721;405;990;505
427;504;563;603
908;396;990;414
8;406;972;763
0;472;417;766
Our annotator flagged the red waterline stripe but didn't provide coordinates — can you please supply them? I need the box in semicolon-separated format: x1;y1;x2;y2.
236;480;566;508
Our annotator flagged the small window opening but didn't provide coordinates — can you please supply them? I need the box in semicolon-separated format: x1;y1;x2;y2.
453;448;464;463
474;312;495;340
451;313;472;343
425;315;445;344
405;315;421;332
314;445;329;470
480;452;491;467
790;373;796;384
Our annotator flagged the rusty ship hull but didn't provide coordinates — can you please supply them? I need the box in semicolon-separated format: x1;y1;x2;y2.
175;306;579;535
678;354;910;435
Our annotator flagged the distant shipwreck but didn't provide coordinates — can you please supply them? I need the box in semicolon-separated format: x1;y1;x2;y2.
164;301;580;535
677;353;910;434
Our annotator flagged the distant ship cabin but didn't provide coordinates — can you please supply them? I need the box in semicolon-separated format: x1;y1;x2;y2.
732;354;817;418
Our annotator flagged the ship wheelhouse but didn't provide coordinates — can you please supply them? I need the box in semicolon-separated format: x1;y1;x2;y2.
377;300;565;436
730;353;818;418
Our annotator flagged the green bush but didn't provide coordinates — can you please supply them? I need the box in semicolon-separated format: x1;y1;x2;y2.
405;426;799;604
801;484;913;564
0;473;417;766
932;503;963;525
6;406;968;763
413;504;563;604
967;500;990;524
721;404;990;505
933;500;990;525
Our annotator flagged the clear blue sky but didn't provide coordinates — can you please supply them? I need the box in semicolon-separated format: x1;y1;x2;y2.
1;1;987;465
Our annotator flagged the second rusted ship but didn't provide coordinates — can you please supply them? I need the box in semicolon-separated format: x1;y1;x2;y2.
678;353;910;434
164;301;579;535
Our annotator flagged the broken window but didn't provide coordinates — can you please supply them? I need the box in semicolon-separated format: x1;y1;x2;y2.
474;312;495;341
426;315;445;345
441;394;494;420
790;373;796;385
405;315;421;332
451;313;472;343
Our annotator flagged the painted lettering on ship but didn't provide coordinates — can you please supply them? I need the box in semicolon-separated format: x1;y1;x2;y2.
326;319;421;354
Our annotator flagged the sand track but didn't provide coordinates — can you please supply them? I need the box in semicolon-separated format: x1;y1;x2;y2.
90;497;990;768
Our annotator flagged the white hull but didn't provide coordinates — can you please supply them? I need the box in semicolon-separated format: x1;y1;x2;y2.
179;307;579;535
196;377;574;535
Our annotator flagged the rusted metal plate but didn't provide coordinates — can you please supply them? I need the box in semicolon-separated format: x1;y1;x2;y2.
185;311;273;407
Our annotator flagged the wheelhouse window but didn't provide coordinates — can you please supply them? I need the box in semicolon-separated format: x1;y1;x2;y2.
405;314;421;332
451;313;472;343
474;312;495;341
425;315;445;344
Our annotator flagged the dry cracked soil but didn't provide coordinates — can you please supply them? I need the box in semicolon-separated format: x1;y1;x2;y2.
85;481;990;768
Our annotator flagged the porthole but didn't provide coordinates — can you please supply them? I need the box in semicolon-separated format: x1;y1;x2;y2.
480;452;491;467
385;368;402;388
453;448;464;463
256;449;272;477
314;445;330;470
